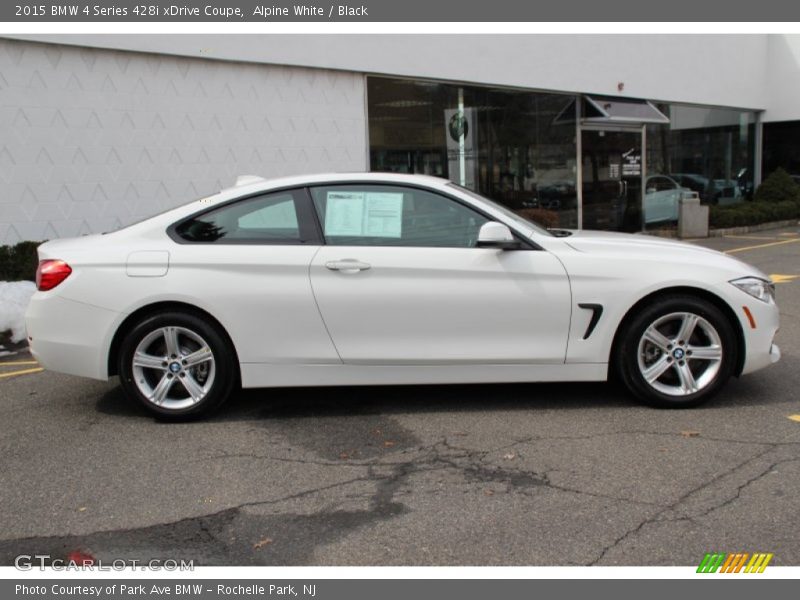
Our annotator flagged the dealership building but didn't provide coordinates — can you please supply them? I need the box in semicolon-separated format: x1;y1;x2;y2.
1;33;799;244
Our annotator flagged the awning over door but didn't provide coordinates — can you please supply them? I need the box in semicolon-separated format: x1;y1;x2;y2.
553;96;670;125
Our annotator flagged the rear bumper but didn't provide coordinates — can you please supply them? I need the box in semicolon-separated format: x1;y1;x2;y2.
25;292;120;380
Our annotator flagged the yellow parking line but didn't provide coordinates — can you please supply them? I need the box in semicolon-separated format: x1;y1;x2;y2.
0;360;39;366
770;274;799;284
0;367;44;379
788;415;800;423
725;238;800;254
724;234;781;241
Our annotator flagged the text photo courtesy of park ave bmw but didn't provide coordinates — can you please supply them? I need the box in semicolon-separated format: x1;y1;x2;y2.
1;7;800;590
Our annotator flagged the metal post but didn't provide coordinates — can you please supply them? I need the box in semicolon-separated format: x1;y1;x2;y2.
363;74;371;172
641;125;647;232
753;112;763;189
458;87;466;186
575;97;583;230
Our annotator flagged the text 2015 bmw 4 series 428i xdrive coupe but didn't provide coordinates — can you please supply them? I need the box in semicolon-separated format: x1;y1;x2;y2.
25;173;780;419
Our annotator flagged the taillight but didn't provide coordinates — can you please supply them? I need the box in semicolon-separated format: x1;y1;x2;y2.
36;259;72;291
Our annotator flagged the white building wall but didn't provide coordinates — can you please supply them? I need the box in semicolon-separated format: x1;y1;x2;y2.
3;34;799;245
0;38;367;244
765;34;800;122
10;34;772;111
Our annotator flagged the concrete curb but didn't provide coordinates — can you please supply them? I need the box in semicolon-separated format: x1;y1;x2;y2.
707;219;800;237
649;219;799;239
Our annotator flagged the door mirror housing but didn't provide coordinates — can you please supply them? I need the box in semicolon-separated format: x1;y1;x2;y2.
476;222;521;250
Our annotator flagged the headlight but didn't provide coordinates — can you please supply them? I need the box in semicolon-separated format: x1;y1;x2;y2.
730;277;775;303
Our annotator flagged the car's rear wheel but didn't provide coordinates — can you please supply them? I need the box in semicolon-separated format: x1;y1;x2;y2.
616;295;737;408
117;311;237;419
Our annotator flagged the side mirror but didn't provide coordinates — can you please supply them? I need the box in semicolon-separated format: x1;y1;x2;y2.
476;222;520;250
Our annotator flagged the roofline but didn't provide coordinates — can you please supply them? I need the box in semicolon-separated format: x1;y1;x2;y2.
221;171;453;195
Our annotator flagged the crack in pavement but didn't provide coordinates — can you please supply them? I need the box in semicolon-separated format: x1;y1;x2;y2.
674;456;800;521
3;425;796;565
586;445;787;565
0;434;661;564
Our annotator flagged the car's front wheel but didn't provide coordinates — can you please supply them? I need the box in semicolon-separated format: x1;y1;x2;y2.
117;311;238;419
616;295;737;408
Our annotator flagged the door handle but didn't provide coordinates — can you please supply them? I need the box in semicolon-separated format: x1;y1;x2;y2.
325;259;371;272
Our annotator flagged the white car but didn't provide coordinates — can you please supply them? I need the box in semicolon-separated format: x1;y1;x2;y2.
25;173;780;419
644;175;688;224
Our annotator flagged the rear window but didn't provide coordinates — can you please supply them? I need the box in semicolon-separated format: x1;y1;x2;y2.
174;191;303;243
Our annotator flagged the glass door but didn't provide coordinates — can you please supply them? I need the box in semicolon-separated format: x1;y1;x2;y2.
580;128;644;232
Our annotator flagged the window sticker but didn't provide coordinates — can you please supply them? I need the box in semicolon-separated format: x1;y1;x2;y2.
324;191;365;236
363;192;403;238
325;191;403;238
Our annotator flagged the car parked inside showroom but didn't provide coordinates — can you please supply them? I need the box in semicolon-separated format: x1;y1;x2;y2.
26;173;780;418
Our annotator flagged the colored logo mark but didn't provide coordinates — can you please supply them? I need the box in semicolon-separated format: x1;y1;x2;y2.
697;552;773;573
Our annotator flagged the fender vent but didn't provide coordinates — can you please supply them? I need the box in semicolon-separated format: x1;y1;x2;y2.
578;303;604;339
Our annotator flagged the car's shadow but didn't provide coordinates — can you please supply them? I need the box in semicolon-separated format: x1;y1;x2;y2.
94;372;781;423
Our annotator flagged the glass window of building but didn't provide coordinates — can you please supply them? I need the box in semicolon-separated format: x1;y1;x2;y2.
367;77;579;229
646;105;756;225
367;77;758;233
763;120;800;180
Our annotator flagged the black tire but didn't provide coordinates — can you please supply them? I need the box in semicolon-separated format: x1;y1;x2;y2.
615;295;737;408
117;311;238;420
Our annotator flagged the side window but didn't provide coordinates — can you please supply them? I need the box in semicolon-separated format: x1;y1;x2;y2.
310;185;489;248
238;198;298;230
650;177;677;192
174;190;309;243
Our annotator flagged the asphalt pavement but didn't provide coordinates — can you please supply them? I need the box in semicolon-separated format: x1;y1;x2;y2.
1;226;798;566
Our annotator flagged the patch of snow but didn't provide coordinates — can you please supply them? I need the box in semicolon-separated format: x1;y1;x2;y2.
0;281;36;343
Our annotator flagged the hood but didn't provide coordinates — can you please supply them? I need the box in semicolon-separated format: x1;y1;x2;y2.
564;230;718;255
559;230;767;278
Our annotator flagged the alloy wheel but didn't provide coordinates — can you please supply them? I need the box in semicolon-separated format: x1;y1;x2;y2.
636;311;723;397
131;326;216;410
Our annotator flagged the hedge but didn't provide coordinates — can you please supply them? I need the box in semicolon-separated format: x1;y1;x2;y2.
709;169;800;229
753;167;800;204
0;241;41;282
709;200;800;229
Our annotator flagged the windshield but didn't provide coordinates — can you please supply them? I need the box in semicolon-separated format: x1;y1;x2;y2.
446;183;553;237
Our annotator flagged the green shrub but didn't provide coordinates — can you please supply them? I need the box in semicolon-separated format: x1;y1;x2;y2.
0;241;42;282
710;200;800;229
753;168;800;204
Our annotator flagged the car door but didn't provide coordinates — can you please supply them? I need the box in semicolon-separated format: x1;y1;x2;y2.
307;183;572;365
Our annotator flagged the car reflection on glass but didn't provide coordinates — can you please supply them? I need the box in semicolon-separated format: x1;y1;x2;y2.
644;175;691;224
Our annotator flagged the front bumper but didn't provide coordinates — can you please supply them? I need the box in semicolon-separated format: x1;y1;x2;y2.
736;295;781;375
769;343;781;364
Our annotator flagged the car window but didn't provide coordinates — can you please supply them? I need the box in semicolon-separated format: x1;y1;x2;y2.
310;185;490;248
649;177;677;192
175;191;304;243
446;183;553;236
237;198;298;230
